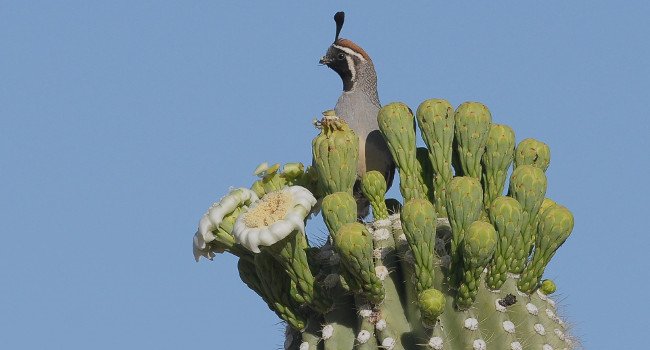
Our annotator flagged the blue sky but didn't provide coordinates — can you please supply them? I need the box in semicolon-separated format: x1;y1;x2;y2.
2;1;648;349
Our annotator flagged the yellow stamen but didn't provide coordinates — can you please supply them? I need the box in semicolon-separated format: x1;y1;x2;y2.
243;191;292;228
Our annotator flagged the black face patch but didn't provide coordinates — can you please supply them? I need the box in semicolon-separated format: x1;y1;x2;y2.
323;46;355;91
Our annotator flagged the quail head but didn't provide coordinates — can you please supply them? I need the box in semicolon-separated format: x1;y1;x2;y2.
320;12;395;218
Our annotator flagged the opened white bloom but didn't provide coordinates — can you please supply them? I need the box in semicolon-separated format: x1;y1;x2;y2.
233;186;316;253
193;187;258;261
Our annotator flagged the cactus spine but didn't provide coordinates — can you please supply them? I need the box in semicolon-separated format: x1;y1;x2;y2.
195;101;577;350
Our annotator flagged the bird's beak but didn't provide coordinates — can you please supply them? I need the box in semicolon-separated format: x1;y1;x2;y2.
319;56;331;65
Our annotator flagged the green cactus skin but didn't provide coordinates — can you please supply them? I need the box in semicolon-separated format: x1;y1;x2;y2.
481;124;516;209
196;99;577;350
509;165;548;273
518;205;574;293
332;222;385;304
360;171;389;220
378;102;425;202
515;138;551;171
416;98;455;217
456;221;497;309
312;116;359;196
453;102;492;180
445;176;484;277
400;198;437;295
485;196;524;290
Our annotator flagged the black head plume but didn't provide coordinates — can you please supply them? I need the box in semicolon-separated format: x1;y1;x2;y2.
334;12;345;42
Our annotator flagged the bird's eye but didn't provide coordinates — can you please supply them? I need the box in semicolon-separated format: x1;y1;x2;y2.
337;53;345;60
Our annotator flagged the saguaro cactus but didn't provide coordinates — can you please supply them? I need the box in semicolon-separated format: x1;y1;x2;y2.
193;104;576;350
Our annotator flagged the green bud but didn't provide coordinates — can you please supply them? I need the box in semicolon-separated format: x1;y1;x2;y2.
518;205;574;293
378;102;424;201
508;165;547;273
453;102;492;179
282;162;305;180
416;147;435;203
416;99;455;216
418;288;446;327
322;192;357;236
446;176;484;273
515;138;551;172
463;221;498;268
400;198;437;294
482;124;515;209
456;221;497;309
540;279;557;295
360;171;389;220
486;196;523;290
333;222;385;304
312;116;359;195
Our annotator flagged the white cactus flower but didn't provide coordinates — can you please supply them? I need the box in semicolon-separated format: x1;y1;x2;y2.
193;187;258;261
233;186;316;253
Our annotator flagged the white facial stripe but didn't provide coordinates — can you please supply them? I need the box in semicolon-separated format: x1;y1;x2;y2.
345;55;356;90
346;55;356;81
333;44;366;61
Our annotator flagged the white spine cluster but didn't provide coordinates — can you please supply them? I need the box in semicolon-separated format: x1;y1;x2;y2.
321;324;334;340
381;337;395;350
472;339;486;350
375;319;387;331
510;341;523;350
464;317;479;331
502;320;516;333
356;330;371;344
534;323;546;335
375;265;389;281
526;302;539;315
428;336;444;350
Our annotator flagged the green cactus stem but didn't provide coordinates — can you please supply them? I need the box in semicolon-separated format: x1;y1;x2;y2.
518;205;574;293
360;171;389;220
378;102;425;202
508;165;548;273
312;114;359;195
481;124;516;209
515;138;551;171
485;196;524;290
415;98;455;217
456;221;497;309
453;102;492;179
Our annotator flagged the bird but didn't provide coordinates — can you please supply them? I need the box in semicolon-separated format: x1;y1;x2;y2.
319;11;395;218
